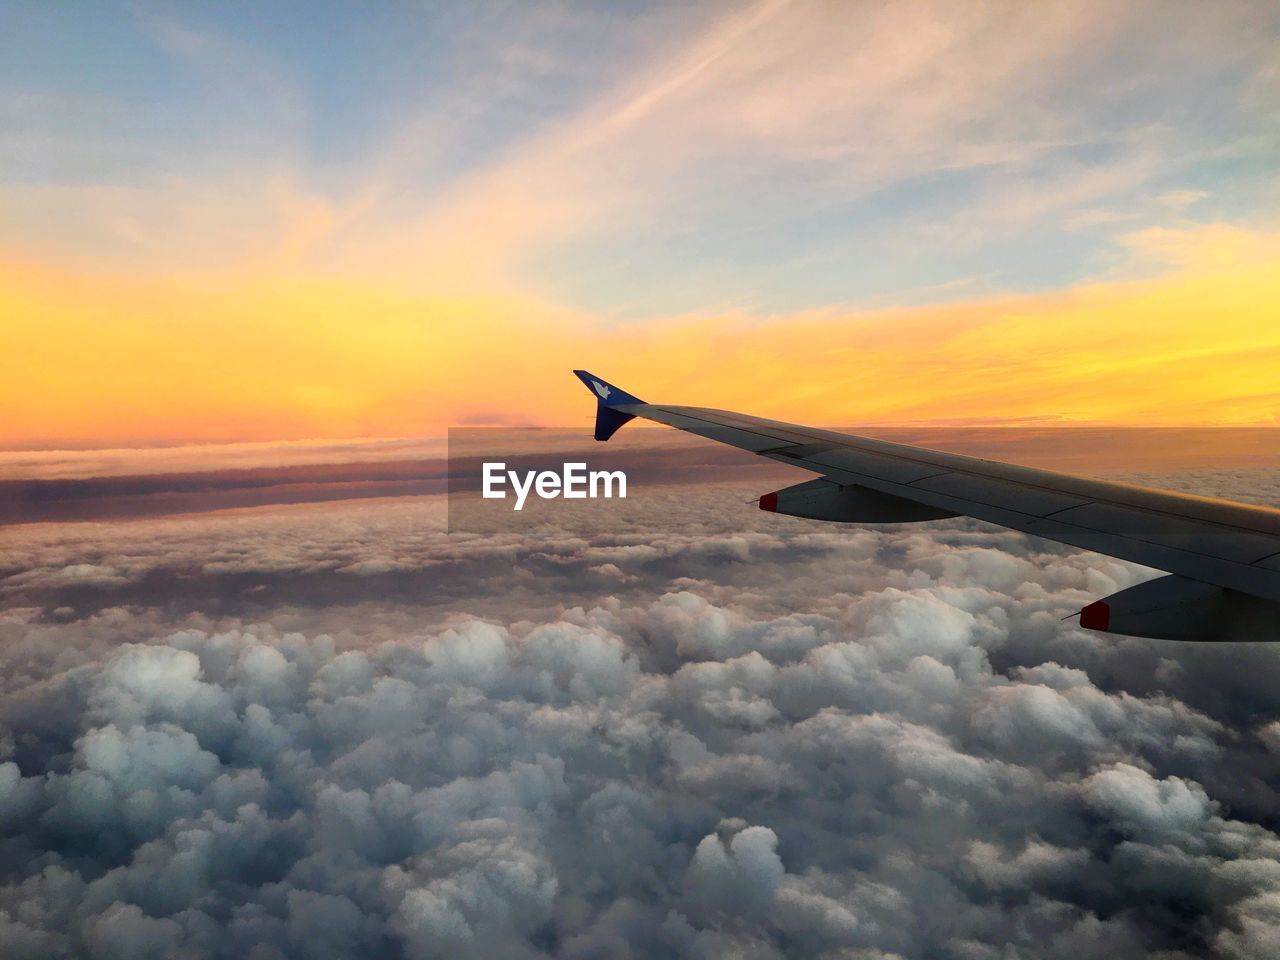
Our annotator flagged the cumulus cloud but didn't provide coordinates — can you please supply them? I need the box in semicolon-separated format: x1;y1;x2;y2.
2;472;1280;957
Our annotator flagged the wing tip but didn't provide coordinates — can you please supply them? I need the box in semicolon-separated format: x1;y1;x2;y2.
571;370;645;407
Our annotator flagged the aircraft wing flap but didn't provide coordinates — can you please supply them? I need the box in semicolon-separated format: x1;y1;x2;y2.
907;472;1093;517
804;448;950;485
1048;502;1280;565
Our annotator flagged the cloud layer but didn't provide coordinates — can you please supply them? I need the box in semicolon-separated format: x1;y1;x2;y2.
3;472;1280;957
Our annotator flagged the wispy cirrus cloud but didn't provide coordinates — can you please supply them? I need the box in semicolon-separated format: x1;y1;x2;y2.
5;1;1275;292
1;1;1278;445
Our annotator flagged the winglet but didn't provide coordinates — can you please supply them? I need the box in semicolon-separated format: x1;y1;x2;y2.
572;370;644;441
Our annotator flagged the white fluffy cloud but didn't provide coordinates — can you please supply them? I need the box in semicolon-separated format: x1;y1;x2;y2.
2;476;1280;957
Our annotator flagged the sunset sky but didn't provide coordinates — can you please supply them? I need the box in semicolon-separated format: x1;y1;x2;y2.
10;8;1280;956
4;0;1280;448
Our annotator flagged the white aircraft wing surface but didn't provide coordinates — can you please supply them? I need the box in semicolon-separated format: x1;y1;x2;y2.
573;370;1280;642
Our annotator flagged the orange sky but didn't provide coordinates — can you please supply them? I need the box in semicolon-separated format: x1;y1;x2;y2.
4;2;1279;449
4;222;1280;448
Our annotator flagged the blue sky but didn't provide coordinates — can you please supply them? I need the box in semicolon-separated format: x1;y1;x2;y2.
4;0;1277;318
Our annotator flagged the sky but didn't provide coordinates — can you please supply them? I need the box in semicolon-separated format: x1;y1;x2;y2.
8;7;1280;955
3;0;1280;448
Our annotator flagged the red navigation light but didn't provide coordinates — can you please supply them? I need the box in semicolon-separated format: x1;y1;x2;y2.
759;492;778;512
1080;600;1111;631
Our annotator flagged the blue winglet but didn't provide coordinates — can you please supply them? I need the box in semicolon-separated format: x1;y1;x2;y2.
572;370;644;441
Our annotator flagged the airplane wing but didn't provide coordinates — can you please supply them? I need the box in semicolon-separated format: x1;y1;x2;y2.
573;370;1280;642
